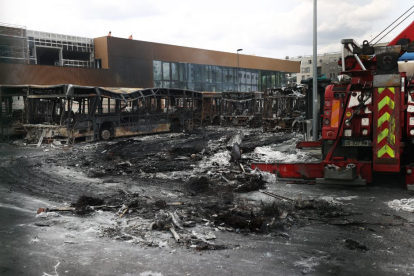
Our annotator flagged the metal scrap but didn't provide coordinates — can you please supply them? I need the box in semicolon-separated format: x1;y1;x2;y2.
169;211;184;230
259;190;295;203
170;228;181;242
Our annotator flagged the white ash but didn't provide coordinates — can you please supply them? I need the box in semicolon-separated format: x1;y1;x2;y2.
388;198;414;212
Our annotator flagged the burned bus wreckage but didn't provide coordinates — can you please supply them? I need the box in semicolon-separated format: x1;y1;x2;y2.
1;85;203;144
220;92;264;127
198;92;222;127
24;84;97;144
262;86;306;132
0;84;309;143
0;85;28;141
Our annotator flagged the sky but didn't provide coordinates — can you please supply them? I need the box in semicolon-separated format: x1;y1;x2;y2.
0;0;413;60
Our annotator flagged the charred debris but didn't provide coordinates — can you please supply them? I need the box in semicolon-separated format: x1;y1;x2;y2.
33;128;357;251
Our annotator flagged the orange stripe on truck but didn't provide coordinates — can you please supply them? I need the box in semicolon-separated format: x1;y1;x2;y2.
331;100;340;128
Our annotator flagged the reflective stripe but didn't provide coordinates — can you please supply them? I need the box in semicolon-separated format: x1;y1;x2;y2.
378;87;395;94
377;87;396;158
378;144;395;158
331;100;340;127
378;96;395;111
378;112;391;127
377;128;395;144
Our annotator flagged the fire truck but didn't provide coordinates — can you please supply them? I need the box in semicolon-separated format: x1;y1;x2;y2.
252;20;414;189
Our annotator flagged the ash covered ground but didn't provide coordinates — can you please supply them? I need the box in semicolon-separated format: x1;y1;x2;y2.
1;127;414;276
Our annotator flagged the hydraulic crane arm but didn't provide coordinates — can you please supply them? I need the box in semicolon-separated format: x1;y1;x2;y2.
388;20;414;46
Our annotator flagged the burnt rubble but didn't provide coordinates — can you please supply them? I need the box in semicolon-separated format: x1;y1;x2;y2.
55;186;345;250
30;127;355;251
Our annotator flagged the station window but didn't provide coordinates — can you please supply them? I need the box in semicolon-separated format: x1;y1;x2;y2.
153;61;285;92
153;61;162;81
171;62;178;81
162;62;170;80
179;63;187;82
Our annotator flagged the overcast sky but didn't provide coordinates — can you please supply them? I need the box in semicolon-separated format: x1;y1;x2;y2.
1;0;413;59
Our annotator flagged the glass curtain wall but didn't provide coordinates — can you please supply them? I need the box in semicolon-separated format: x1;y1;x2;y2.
153;60;286;92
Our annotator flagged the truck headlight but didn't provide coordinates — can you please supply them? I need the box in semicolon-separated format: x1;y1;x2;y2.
361;118;369;126
410;118;414;126
410;129;414;136
344;129;352;137
362;129;368;136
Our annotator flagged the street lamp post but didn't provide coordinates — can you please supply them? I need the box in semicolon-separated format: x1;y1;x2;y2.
312;0;318;141
237;49;243;91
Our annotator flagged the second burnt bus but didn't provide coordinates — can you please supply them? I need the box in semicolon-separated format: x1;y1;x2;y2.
194;92;222;127
262;87;306;132
98;87;202;140
220;91;264;127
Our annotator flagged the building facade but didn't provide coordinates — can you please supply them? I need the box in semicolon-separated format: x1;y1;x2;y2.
287;52;342;83
0;23;299;91
286;41;392;84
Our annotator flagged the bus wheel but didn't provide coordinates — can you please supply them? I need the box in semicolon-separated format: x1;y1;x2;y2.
170;118;182;132
212;116;220;126
100;128;111;140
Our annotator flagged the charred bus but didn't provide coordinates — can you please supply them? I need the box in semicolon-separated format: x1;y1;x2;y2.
196;92;222;127
220;91;263;127
24;84;98;144
95;87;202;140
0;85;28;141
21;85;202;143
262;87;306;132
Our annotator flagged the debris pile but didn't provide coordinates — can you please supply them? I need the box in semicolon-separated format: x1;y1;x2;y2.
28;127;362;252
35;185;350;251
344;239;369;251
73;195;104;215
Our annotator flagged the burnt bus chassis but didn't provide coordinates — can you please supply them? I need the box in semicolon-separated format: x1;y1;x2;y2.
262;88;306;132
1;85;303;143
18;85;203;144
197;92;222;127
0;85;28;142
220;92;264;127
23;84;98;144
95;87;203;141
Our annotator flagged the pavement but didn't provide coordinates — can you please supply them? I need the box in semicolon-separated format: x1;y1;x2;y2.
1;128;414;276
